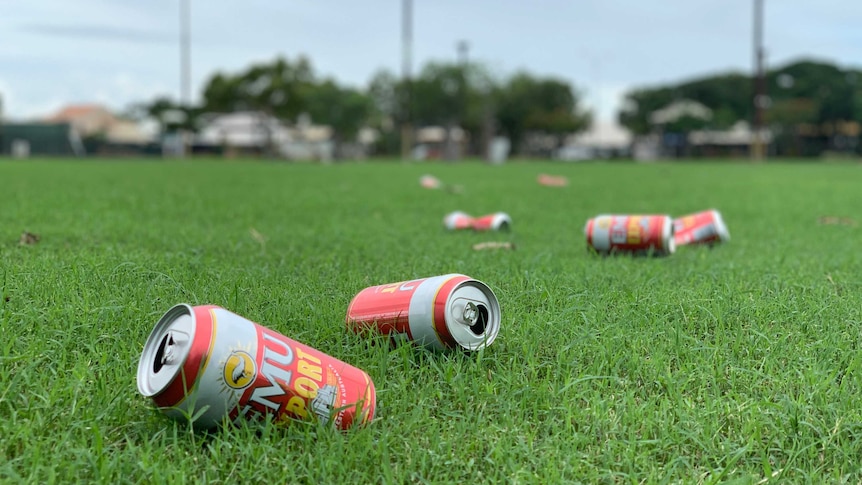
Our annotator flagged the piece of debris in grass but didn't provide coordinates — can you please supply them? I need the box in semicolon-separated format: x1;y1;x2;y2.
19;232;40;245
817;216;857;227
537;173;569;187
472;241;516;251
249;227;267;250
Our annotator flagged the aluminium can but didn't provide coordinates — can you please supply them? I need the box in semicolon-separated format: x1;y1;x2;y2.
137;304;376;430
471;212;512;231
585;214;675;256
443;211;474;230
673;209;730;247
345;274;501;351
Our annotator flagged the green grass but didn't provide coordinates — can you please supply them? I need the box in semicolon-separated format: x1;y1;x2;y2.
1;158;861;483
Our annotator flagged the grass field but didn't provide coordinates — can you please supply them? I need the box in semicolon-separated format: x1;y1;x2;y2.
1;158;861;483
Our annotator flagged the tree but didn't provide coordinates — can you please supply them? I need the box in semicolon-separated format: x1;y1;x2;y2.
136;96;199;134
495;72;591;154
200;55;316;120
303;79;373;144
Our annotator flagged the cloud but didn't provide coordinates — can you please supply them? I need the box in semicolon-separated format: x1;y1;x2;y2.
20;24;174;44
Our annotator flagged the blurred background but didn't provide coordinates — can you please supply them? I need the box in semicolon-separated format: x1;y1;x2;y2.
1;0;860;162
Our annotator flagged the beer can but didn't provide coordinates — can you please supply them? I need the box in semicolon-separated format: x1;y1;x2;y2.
443;211;474;230
420;174;442;190
673;209;730;247
137;304;376;430
346;274;501;351
585;214;675;256
471;212;512;231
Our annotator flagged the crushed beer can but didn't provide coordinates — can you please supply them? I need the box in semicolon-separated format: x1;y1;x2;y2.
346;274;501;351
443;211;474;230
585;214;675;256
471;212;512;231
137;304;376;430
673;209;730;247
420;174;442;189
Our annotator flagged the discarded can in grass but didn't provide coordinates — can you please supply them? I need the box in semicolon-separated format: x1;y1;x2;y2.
673;209;730;247
585;214;675;256
420;174;442;190
137;304;376;430
346;274;501;351
443;211;474;230
471;212;512;231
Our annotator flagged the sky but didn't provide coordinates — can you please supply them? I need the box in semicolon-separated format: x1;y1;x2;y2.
2;0;862;123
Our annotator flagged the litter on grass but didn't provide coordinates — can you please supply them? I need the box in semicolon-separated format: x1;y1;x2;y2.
19;231;40;246
472;241;516;251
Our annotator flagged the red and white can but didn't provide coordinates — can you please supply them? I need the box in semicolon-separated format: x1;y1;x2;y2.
585;214;675;256
346;274;501;351
471;212;512;231
673;209;730;247
443;211;474;230
137;304;376;430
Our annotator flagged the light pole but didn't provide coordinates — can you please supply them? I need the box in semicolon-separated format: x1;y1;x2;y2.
180;0;191;157
400;0;413;161
751;0;766;161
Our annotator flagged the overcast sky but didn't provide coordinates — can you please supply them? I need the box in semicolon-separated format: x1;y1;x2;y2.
2;0;861;123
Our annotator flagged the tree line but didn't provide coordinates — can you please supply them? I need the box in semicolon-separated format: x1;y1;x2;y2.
619;59;862;156
138;55;862;158
137;55;591;157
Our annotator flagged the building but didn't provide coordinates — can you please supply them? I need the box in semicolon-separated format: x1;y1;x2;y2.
45;104;156;149
556;121;633;161
195;111;338;161
0;123;84;157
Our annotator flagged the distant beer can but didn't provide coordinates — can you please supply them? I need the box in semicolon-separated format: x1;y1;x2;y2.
346;274;501;351
673;209;730;247
443;211;474;230
585;214;675;256
137;304;376;430
471;212;512;231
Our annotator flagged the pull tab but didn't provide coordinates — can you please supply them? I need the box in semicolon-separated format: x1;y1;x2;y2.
153;331;189;373
462;302;479;325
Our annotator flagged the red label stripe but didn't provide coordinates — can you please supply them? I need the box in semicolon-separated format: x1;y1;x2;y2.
432;275;470;348
153;305;217;408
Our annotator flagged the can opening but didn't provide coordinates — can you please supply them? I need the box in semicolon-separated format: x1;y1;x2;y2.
470;304;489;335
153;332;173;374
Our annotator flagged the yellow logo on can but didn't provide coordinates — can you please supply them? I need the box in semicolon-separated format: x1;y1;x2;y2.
596;217;611;229
223;351;256;389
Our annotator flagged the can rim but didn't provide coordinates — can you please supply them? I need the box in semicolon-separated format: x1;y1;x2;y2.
443;210;471;230
711;209;731;242
490;212;512;231
446;278;502;351
662;215;676;254
136;303;195;397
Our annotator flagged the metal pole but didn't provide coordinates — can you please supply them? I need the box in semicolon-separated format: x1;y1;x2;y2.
752;0;766;161
400;0;413;161
180;0;191;157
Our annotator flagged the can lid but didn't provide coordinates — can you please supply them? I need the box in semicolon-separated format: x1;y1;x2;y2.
662;215;676;254
711;209;731;242
137;304;196;397
445;279;501;351
443;211;471;230
491;212;512;231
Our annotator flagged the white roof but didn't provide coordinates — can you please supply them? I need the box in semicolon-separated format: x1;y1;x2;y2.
688;121;773;145
197;111;292;147
649;100;713;125
567;121;632;149
416;126;466;143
